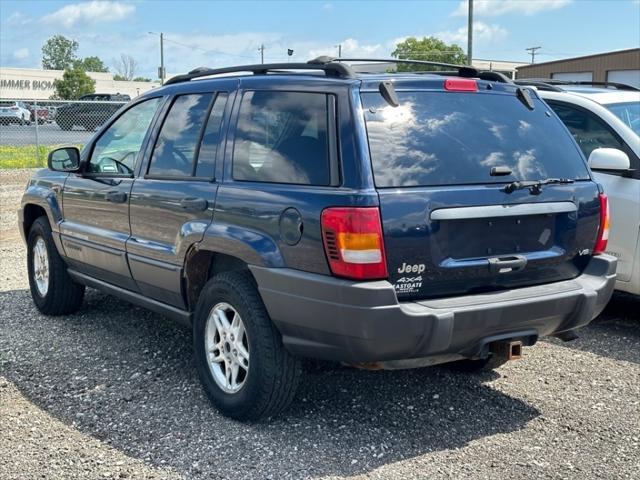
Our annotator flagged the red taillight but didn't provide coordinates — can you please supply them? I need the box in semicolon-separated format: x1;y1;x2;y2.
444;78;478;92
321;207;388;280
594;193;609;254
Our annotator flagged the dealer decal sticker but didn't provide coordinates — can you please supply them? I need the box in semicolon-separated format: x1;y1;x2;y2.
394;263;425;293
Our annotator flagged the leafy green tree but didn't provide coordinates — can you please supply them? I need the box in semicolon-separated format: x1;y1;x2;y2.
133;76;152;82
392;36;467;72
74;56;109;72
53;68;96;99
113;74;127;81
42;35;79;70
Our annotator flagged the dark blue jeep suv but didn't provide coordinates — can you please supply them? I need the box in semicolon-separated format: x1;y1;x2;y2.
19;58;616;420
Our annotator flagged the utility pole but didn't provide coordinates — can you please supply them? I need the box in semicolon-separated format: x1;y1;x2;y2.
149;32;165;85
467;0;473;65
336;44;342;58
160;32;165;85
526;46;541;63
258;44;265;64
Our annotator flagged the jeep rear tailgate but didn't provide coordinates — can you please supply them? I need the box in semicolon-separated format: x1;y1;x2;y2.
361;82;600;300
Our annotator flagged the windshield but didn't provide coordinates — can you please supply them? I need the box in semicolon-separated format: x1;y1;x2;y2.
606;101;640;135
362;91;590;188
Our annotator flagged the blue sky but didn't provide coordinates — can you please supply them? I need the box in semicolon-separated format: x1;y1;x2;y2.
1;0;639;78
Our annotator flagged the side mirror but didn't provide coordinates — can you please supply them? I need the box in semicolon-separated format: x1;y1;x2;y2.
48;147;81;172
588;148;631;171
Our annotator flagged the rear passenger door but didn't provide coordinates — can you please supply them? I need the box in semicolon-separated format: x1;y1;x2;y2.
127;90;230;308
213;84;345;276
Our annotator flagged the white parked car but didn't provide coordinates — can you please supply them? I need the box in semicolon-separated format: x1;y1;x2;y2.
517;80;640;295
0;100;32;125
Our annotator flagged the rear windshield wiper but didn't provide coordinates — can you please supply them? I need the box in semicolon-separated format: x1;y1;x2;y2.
504;178;574;195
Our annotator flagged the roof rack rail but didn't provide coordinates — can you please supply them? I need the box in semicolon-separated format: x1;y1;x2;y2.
329;57;480;78
164;59;356;85
513;79;564;92
571;80;640;91
515;78;640;92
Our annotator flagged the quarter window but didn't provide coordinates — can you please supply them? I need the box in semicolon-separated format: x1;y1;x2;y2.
88;97;161;175
148;93;214;177
233;91;332;186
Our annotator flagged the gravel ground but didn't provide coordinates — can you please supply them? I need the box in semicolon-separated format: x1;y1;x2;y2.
1;169;639;479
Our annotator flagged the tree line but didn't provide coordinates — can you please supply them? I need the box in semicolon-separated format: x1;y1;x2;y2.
42;35;152;99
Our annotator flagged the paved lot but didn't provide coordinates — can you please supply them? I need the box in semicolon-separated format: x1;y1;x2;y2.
1;169;639;479
0;124;92;146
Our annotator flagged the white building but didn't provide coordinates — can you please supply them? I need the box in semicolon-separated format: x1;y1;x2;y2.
0;67;160;100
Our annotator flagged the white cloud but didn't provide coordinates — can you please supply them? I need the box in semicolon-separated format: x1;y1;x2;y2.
5;11;32;26
42;1;135;28
308;38;385;59
13;48;29;60
452;0;572;17
389;21;507;53
435;21;507;45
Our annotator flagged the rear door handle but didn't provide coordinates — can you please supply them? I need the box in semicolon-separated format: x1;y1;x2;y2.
488;255;527;274
106;191;127;203
179;197;208;212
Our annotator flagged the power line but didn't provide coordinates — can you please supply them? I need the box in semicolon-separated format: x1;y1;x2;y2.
159;35;256;60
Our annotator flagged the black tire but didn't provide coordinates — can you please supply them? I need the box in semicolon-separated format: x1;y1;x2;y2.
193;271;302;421
446;355;508;373
27;216;85;315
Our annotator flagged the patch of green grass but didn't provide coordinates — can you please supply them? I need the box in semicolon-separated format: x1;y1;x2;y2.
0;145;83;169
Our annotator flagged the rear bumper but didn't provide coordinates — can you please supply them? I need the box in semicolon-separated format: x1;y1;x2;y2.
250;254;617;363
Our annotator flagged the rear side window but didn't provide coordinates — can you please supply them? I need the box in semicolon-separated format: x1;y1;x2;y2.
196;93;228;178
362;91;590;187
148;93;213;177
233;91;332;186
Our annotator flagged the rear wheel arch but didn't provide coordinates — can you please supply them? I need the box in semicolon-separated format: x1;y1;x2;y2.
183;248;253;311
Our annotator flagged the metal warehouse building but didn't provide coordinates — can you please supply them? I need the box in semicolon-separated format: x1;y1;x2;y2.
516;48;640;88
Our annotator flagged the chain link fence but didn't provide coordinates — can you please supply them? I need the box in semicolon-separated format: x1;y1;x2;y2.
0;98;128;168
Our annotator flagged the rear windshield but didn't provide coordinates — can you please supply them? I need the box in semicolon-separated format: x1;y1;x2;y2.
362;91;590;187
